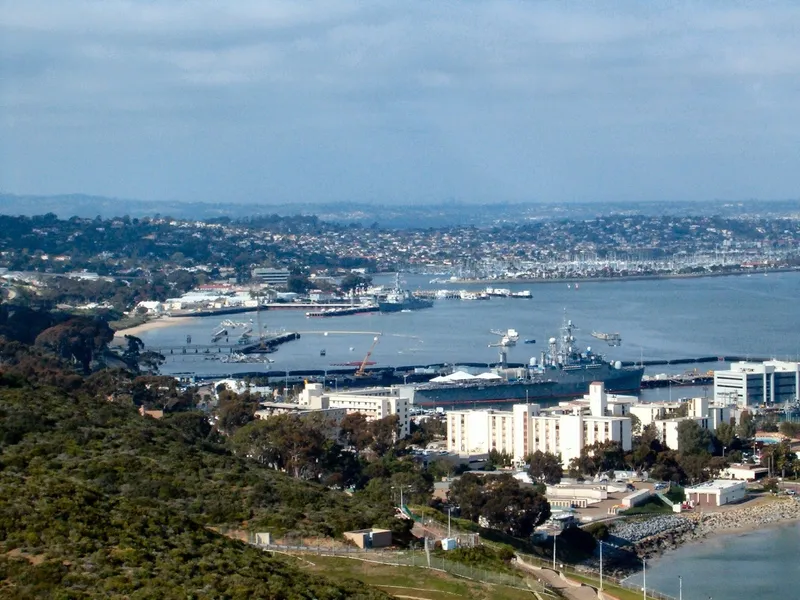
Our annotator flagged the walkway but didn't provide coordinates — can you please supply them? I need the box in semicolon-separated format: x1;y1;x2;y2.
515;557;601;600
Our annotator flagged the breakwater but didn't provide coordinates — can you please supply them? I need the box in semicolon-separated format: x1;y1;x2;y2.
610;497;800;567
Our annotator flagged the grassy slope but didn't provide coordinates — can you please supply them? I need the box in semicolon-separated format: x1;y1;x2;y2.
299;555;541;600
0;380;396;598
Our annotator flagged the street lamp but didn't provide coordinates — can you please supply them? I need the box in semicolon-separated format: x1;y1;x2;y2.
678;575;682;600
552;533;557;570
599;541;603;591
642;558;646;600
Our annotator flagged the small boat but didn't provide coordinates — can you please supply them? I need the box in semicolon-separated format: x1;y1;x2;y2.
320;349;326;356
524;339;536;344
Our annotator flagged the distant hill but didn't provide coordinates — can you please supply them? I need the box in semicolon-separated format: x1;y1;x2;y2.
2;192;799;228
0;373;394;598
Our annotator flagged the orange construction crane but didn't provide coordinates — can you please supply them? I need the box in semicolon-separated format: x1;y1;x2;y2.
355;335;381;377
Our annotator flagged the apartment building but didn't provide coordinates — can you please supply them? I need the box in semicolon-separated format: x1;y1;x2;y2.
447;382;632;466
299;383;411;437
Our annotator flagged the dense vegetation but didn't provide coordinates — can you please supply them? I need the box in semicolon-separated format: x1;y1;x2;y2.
0;373;402;597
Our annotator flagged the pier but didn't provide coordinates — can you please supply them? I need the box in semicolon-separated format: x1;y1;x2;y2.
149;332;300;355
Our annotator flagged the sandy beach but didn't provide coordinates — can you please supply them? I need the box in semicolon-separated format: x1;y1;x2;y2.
113;316;190;339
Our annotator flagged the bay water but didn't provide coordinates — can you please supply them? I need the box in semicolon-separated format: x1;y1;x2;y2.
624;521;800;599
136;271;800;377
133;271;800;595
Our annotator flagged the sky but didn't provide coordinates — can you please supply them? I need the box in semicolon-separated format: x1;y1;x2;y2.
1;1;800;205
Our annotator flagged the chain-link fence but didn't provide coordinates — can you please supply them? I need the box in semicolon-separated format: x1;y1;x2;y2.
254;542;541;592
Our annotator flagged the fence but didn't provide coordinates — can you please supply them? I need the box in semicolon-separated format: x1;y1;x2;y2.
517;552;678;600
254;542;542;592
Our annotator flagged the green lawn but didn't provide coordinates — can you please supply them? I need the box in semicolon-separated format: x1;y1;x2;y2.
293;554;544;600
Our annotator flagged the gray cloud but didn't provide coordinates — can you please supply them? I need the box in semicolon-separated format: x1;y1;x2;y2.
1;1;799;204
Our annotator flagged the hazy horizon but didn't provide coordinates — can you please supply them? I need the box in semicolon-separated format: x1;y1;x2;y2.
2;2;800;205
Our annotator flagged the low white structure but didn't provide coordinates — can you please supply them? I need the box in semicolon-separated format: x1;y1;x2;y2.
621;489;651;508
722;463;769;481
546;484;608;508
685;480;747;507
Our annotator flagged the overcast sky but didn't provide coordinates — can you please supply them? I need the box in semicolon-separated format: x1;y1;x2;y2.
1;1;799;205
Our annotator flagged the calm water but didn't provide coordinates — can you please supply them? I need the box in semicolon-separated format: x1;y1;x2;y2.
137;272;800;593
135;271;800;378
624;521;800;599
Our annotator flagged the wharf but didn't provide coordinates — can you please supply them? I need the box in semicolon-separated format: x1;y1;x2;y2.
149;332;300;355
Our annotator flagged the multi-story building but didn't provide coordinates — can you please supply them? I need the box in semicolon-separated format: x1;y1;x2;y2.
251;267;291;288
299;383;411;437
447;382;632;466
714;360;800;407
446;408;516;456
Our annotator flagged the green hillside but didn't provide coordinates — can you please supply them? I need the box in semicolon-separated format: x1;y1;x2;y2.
0;376;394;598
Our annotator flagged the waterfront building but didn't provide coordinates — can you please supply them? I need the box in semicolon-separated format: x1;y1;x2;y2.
651;397;737;450
714;360;800;407
251;267;291;288
684;479;746;507
299;383;411;437
446;382;632;466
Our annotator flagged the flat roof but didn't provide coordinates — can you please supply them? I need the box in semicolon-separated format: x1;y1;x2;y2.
685;480;746;492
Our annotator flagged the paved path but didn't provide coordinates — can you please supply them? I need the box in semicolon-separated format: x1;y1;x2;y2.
516;557;600;600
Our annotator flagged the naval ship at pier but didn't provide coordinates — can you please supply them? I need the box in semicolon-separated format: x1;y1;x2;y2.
402;317;644;410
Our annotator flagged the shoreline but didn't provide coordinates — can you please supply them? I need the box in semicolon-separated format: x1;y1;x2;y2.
438;266;800;286
112;316;192;338
610;496;800;576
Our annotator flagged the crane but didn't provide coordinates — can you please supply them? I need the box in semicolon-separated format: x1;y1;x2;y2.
355;335;381;377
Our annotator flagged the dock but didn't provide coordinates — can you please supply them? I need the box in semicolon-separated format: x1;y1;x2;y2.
148;332;300;355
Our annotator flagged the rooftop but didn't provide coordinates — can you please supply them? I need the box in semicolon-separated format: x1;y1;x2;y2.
685;479;746;492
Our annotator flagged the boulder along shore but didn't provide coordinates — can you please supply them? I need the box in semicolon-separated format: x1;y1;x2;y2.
605;497;800;575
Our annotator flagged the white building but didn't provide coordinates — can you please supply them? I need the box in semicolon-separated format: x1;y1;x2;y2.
251;267;291;288
714;360;800;407
685;480;746;507
652;397;738;451
300;383;411;437
447;382;632;467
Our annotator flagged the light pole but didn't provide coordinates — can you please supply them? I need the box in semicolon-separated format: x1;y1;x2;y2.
552;533;557;570
599;541;603;591
447;506;452;538
679;575;682;600
642;558;646;600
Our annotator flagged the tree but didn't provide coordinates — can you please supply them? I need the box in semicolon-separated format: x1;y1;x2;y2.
339;413;373;451
737;411;756;440
629;413;642;436
779;421;800;439
232;414;327;480
630;424;664;471
340;273;372;294
216;391;259;435
448;473;550;537
715;421;737;449
676;420;712;455
649;451;686;484
527;450;563;485
287;274;311;294
34;316;114;373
